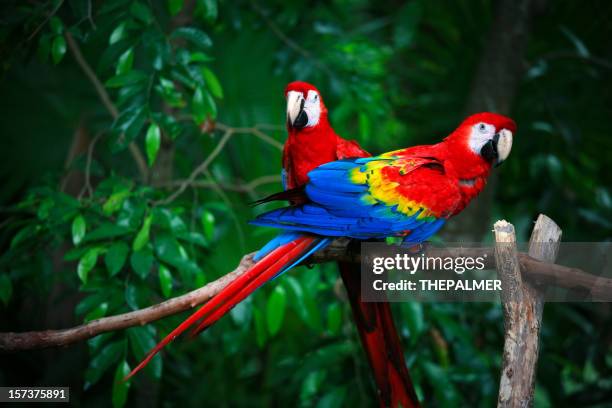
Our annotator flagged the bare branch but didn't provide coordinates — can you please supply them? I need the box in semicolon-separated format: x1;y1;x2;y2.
1;238;611;351
64;32;149;182
495;215;562;408
215;122;283;151
0;253;256;351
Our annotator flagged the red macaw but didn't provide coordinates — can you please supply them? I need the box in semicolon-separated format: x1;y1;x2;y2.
281;81;420;408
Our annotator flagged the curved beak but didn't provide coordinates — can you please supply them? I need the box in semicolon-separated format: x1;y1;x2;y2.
286;91;308;129
480;129;513;167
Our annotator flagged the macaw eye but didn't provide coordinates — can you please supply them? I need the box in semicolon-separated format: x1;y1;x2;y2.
313;94;318;101
478;123;487;133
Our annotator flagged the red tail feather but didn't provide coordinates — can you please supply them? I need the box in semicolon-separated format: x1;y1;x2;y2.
190;237;315;336
338;262;420;408
124;236;316;380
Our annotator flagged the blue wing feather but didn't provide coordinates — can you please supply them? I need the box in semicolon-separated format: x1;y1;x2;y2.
252;156;447;243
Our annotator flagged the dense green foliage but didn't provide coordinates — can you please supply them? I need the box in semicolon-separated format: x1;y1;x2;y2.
0;1;610;407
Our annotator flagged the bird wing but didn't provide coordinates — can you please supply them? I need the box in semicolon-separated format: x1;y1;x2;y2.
252;152;462;241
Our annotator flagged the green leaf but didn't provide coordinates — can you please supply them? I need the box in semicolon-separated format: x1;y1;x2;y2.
132;214;153;251
109;21;127;45
112;361;131;408
266;286;286;336
191;87;206;125
105;241;130;276
253;308;267;348
10;225;39;248
230;296;252;326
326;303;342;335
78;248;100;284
51;35;66;64
116;47;134;76
176;231;207;248
423;362;460;406
203;89;217;118
103;190;131;216
127;326;162;379
202;67;223;98
189;51;212;63
88;333;112;354
0;274;12;306
84;302;108;322
154;233;200;275
152;207;187;233
72;215;87;246
201;0;218;21
86;224;131;241
77;293;106;316
158;264;173;297
85;340;124;389
201;209;215;241
130;1;153;24
113;106;148;144
49;17;63;35
171;27;212;49
125;283;139;310
403;302;425;341
145;124;161;167
168;0;183;15
130;248;154;279
105;70;148;88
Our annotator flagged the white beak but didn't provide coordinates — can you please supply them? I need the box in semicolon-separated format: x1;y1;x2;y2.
497;129;513;163
286;91;304;126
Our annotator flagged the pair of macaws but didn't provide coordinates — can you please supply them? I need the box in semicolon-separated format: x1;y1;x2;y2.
127;81;515;407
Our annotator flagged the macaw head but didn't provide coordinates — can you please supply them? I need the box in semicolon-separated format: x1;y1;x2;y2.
285;81;328;131
448;112;516;168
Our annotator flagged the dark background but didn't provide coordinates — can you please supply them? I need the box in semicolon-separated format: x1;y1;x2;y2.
0;0;610;406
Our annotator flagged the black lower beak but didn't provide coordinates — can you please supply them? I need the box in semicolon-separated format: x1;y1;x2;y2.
480;133;500;165
292;110;308;128
291;99;308;129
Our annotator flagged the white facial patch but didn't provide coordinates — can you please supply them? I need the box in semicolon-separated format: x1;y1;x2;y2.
468;122;496;154
303;90;321;127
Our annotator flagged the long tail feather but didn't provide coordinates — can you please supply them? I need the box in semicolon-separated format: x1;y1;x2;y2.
190;238;331;336
339;261;420;408
125;234;324;380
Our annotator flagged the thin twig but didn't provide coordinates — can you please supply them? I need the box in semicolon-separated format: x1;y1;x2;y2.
26;0;66;42
64;32;149;182
155;130;234;205
78;131;104;199
250;0;335;78
214;122;283;151
155;174;281;195
535;51;612;70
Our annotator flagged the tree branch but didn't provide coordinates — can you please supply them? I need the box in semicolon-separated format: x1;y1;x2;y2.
64;32;149;182
1;236;610;351
496;215;561;407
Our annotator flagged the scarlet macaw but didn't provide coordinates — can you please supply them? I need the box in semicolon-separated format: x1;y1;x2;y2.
280;81;420;407
127;85;515;407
